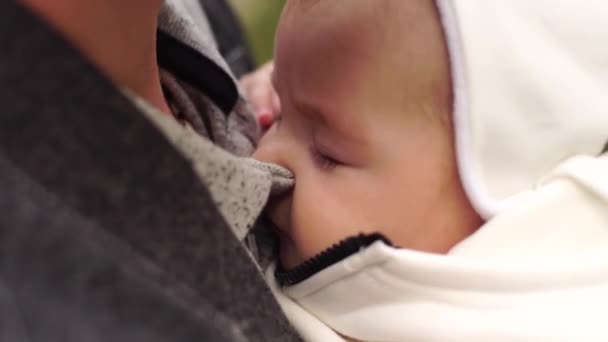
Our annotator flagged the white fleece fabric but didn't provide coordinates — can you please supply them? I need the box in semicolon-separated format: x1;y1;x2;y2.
271;1;608;341
438;0;608;218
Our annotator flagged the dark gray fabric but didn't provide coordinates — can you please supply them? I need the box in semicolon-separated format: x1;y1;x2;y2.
0;278;28;342
159;68;259;157
0;156;240;342
200;0;256;77
0;2;300;341
157;2;260;157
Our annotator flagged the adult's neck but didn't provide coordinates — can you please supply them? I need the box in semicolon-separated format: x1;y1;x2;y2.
21;0;172;115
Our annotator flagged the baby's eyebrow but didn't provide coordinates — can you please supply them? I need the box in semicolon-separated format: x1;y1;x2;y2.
292;100;325;124
294;100;366;145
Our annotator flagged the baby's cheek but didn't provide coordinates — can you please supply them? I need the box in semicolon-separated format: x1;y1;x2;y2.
289;183;368;262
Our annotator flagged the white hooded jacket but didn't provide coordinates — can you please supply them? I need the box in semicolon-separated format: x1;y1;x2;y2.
269;1;608;341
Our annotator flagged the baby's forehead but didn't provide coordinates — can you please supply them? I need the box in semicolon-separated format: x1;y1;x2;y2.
281;2;390;62
286;1;390;36
282;1;433;59
277;4;381;85
277;0;452;123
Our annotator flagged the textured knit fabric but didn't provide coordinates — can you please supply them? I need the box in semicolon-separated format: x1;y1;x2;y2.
0;1;301;341
157;0;294;266
159;1;260;157
127;92;293;243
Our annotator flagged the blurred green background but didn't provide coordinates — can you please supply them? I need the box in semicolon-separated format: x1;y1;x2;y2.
229;0;286;65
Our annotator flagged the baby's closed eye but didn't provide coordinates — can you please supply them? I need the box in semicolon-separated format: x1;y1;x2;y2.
309;145;343;171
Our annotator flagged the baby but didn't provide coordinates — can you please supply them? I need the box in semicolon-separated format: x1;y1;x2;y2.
253;0;608;341
253;0;481;269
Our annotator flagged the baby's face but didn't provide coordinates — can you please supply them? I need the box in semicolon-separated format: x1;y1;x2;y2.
253;0;482;269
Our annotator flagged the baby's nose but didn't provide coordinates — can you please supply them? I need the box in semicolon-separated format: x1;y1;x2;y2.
251;124;294;172
251;140;280;167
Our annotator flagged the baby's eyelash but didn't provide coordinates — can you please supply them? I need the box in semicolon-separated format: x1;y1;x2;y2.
310;146;340;171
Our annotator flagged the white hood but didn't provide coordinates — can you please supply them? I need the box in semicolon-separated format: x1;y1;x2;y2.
438;0;608;218
271;1;608;341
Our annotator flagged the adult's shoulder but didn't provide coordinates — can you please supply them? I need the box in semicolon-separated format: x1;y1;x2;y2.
0;2;300;341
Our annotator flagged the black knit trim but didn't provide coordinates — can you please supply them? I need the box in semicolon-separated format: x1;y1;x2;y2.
275;233;392;287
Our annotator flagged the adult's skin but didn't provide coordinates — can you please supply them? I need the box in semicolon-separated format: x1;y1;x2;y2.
22;0;173;115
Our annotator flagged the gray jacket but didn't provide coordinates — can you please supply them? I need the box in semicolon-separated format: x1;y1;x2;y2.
0;1;300;341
